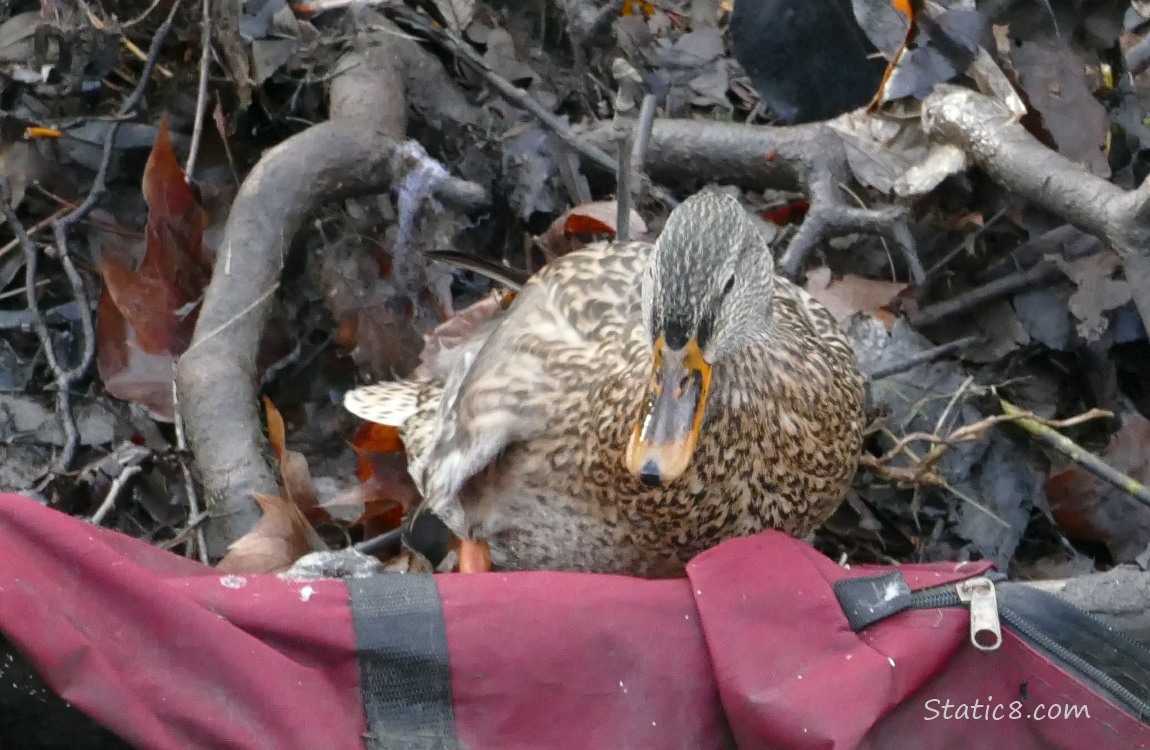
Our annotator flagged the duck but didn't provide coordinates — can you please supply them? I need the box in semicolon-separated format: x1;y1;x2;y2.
343;188;866;578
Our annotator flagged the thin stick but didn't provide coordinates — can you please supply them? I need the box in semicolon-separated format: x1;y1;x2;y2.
173;377;209;563
90;465;144;525
615;131;633;242
24;4;180;470
868;336;981;380
354;527;404;555
0;178;84;464
0;207;68;262
628;93;657;212
1000;399;1150;509
385;5;676;207
185;0;213;177
909;261;1062;328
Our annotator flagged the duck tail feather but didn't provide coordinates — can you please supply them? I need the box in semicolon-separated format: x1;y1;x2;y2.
343;381;425;427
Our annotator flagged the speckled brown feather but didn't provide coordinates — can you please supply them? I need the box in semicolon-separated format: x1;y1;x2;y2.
344;194;866;578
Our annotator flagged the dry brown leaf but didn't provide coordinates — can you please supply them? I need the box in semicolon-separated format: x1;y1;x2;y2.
351;302;424;380
1045;414;1150;563
96;116;210;420
416;290;506;379
263;397;318;512
804;267;907;327
316;472;408;528
264;395;287;463
216;492;318;573
1010;39;1110;179
1055;251;1133;342
536;201;648;261
94;291;181;420
432;0;474;32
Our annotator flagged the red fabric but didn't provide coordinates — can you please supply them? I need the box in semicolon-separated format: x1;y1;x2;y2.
685;534;1150;749
439;571;731;750
0;493;365;750
3;494;1150;749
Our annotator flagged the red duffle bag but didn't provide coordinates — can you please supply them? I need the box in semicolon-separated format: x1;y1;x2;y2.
2;492;1149;749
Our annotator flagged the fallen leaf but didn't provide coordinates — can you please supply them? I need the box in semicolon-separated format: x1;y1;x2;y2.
804;267;907;327
873;4;988;106
352;422;404;480
1009;39;1110;178
621;0;655;17
95;292;180;421
317;478;399;526
1055;251;1132;341
1045;414;1150;563
351;301;424;380
216;492;319;573
432;0;474;33
537;200;647;261
262;397;318;512
96;116;210;420
328;415;420;535
416;290;506;380
264;394;288;463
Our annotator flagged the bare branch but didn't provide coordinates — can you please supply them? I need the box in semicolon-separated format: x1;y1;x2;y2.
921;86;1150;335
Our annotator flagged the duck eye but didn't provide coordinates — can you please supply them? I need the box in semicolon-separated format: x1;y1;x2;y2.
721;276;735;297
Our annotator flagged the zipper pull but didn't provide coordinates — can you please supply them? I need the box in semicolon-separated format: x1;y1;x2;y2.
956;577;1003;652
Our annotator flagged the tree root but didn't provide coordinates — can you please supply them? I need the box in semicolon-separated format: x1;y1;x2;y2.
175;21;489;555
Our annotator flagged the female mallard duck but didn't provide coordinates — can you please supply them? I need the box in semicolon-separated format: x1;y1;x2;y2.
344;188;866;578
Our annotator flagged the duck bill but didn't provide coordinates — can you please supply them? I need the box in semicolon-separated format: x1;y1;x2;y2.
625;335;712;485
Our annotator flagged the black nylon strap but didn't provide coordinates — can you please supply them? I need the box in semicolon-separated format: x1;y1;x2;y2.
347;574;457;750
832;571;914;631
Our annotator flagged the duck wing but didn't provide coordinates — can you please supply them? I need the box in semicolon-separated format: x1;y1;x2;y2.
346;241;650;531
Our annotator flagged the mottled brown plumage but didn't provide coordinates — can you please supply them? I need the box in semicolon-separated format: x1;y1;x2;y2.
344;189;866;577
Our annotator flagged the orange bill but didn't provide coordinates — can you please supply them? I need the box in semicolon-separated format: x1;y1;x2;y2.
625;334;712;486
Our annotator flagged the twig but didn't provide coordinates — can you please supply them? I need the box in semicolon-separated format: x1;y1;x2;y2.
628;93;657;212
159;510;211;552
0;207;68;263
185;0;213;177
922;87;1150;338
865;425;1009;527
782;202;924;283
19;3;179;471
354;527;404;555
867;335;981;380
173;378;209;564
90;465;144;525
0;180;85;469
384;5;676;207
615;131;633;242
934;375;974;436
123;0;166;26
909;260;1062;329
924;206;1008;282
864;406;1110;489
75;0;174;78
1000;399;1150;509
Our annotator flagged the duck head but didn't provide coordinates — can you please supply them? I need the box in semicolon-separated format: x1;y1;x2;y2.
625;188;776;486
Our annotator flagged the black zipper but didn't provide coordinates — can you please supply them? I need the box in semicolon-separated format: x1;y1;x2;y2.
907;576;1150;721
